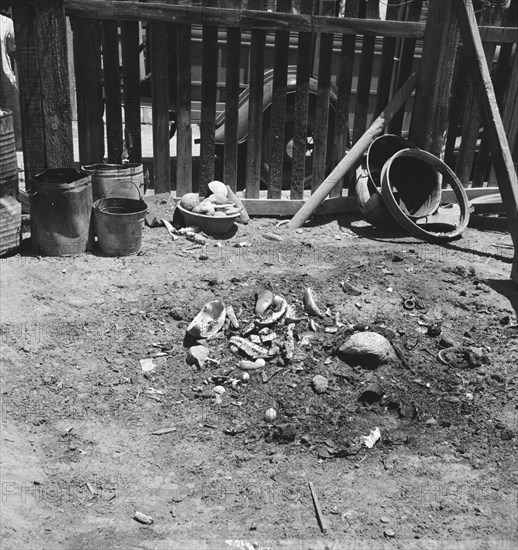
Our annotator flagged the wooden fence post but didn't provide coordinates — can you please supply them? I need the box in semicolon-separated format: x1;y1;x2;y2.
409;0;459;156
72;17;104;165
13;0;74;180
12;0;46;183
455;0;518;284
150;22;170;194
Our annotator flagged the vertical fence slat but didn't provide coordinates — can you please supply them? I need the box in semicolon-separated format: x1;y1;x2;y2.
121;21;142;162
290;0;314;200
455;7;503;186
331;0;359;196
267;0;291;199
466;0;516;188
352;0;379;144
102;20;123;164
374;0;401;118
487;3;518;186
388;0;423;135
150;22;170;194
312;31;333;193
72;18;104;166
472;138;491;187
224;27;241;192
245;25;266;199
34;1;74;169
199;13;218;196
12;1;46;182
444;46;465;169
502;47;518;159
409;0;459;157
176;23;192;196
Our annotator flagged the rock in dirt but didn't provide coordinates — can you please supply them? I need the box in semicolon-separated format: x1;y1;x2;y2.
186;345;210;368
384;528;396;538
338;332;396;368
312;375;328;394
274;424;297;442
133;511;154;525
140;358;157;373
340;281;362;296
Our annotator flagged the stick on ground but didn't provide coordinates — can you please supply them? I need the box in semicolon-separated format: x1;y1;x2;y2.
308;481;329;534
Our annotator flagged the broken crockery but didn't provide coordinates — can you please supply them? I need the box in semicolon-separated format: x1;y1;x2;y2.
255;289;274;315
256;295;287;327
264;408;277;422
303;287;324;317
338;332;396;368
208;180;228;197
226;305;239;329
186;345;210;368
361;427;381;449
230;336;269;359
238;358;266;371
437;346;490;369
133;511;154;525
359;380;385;404
187;300;226;339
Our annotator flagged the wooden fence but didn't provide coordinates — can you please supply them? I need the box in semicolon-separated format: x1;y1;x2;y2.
15;0;518;206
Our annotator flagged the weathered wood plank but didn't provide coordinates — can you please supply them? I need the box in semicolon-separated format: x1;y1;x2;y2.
12;1;46;182
353;0;379;144
121;21;142;162
176;23;192;196
33;0;74;168
290;0;313;200
455;0;518;283
388;0;422;135
473;1;517;188
223;27;241;193
311;31;333;192
331;0;359;197
289;34;312;199
102;20;124;164
374;0;401;119
72;17;104;165
150;22;170;193
444;46;466;170
64;0;518;42
502;45;518;157
409;0;459;157
245;24;266;198
267;0;291;199
198;32;218;194
199;1;218;196
241;196;358;216
455;5;503;186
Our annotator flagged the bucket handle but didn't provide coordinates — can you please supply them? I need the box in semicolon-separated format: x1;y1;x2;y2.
97;180;144;210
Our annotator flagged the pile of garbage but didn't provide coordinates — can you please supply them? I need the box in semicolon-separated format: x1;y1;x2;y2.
182;285;400;423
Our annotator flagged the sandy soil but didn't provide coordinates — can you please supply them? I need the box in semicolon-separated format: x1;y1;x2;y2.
1;208;517;550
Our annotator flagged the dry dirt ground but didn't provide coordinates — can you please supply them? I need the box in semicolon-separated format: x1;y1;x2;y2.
1;206;517;550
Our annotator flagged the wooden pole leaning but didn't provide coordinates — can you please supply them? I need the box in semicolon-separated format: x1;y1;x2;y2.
287;73;418;229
